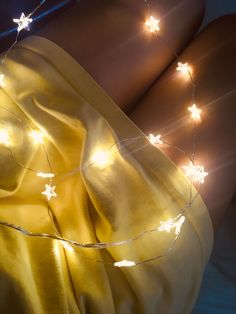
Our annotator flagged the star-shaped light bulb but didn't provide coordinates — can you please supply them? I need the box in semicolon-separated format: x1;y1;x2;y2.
114;260;136;267
183;161;208;184
176;62;191;74
188;104;201;121
0;74;5;87
0;129;10;146
30;130;44;144
145;16;160;33
91;149;113;169
147;133;163;146
41;184;57;201
13;13;33;32
37;172;55;179
158;215;185;235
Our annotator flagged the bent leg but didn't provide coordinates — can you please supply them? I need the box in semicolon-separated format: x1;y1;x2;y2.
130;15;236;231
36;0;204;111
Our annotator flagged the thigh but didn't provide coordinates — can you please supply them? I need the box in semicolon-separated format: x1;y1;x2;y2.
130;15;236;231
36;0;204;111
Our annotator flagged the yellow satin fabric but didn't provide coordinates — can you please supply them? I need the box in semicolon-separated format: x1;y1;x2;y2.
0;36;213;314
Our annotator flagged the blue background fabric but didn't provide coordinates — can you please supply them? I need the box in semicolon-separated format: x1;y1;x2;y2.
193;200;236;313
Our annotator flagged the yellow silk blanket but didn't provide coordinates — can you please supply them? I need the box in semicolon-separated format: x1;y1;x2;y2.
0;36;213;314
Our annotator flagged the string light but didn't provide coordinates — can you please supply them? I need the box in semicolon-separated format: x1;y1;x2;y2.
0;74;5;87
41;184;57;201
145;16;160;33
188;104;201;121
183;162;208;184
114;260;136;267
158;215;185;235
13;13;33;32
147;133;163;145
30;130;44;144
0;0;210;268
0;129;10;146
176;62;191;74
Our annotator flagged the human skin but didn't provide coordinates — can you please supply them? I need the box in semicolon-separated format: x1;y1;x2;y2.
33;0;236;231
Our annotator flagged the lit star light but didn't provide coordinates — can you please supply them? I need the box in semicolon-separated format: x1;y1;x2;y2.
0;74;5;87
188;104;201;121
176;62;191;74
114;260;136;267
30;130;44;144
183;161;208;184
0;129;10;146
158;215;185;235
147;133;163;145
41;184;57;201
13;13;33;32
37;172;55;179
145;16;160;33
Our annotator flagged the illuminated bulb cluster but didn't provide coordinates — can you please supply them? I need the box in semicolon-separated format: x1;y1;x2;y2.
183;161;208;184
158;215;185;235
0;74;5;87
188;104;201;121
114;260;136;267
176;62;191;74
145;16;160;33
13;13;33;32
147;133;163;145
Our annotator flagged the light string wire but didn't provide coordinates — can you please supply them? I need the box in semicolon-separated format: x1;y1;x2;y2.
0;0;208;268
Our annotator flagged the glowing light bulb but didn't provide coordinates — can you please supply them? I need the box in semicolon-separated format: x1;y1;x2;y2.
158;215;185;235
41;184;57;201
147;133;163;145
114;260;136;267
176;62;191;74
37;172;55;178
0;129;10;146
145;16;160;33
188;104;201;121
30;130;44;144
13;13;33;32
91;149;112;169
183;161;208;184
0;74;5;87
61;241;74;252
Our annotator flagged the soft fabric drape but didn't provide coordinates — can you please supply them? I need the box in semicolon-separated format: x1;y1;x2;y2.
0;36;213;314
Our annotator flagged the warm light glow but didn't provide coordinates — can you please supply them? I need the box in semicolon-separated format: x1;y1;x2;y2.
13;13;33;32
114;260;136;267
145;16;160;33
91;149;113;169
0;129;10;146
0;74;5;87
183;161;208;184
37;172;55;178
176;62;191;74
158;215;185;235
41;184;57;201
188;104;201;121
147;133;163;145
30;130;44;144
61;241;74;252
